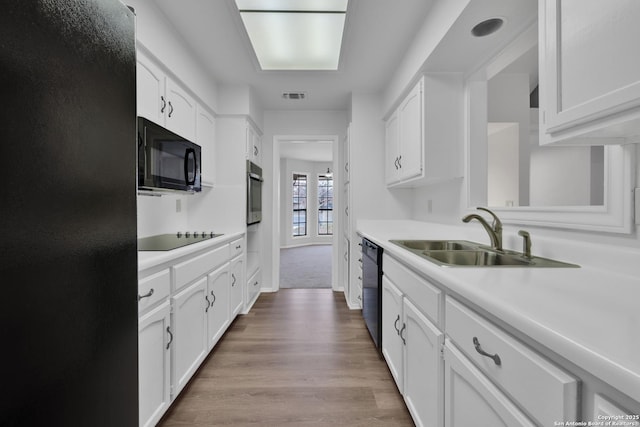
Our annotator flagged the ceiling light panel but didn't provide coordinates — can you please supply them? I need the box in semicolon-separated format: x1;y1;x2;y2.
235;0;348;12
235;0;348;71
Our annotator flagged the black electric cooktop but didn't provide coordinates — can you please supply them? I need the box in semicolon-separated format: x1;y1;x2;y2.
138;232;223;251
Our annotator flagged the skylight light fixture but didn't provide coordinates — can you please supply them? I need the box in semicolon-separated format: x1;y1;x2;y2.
235;0;348;71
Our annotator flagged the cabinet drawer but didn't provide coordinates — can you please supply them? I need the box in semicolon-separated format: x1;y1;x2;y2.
247;269;261;303
383;254;441;326
445;296;578;426
138;269;170;313
229;238;243;258
173;245;229;291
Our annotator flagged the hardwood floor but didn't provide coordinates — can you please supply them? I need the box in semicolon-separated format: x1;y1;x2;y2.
159;289;414;426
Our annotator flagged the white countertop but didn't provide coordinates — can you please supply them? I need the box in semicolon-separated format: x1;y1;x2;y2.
357;220;640;404
137;231;245;272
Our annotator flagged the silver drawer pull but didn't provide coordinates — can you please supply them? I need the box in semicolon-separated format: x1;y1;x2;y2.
394;315;400;335
236;245;242;250
473;337;501;366
400;323;407;345
138;288;154;301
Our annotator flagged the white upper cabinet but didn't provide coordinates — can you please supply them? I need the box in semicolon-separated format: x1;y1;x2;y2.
540;0;640;144
246;122;262;165
137;51;196;142
196;106;216;186
385;110;400;185
385;74;463;187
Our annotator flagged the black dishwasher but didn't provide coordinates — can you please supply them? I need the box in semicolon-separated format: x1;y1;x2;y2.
362;238;383;351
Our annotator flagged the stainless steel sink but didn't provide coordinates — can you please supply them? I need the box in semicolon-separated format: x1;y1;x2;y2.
424;250;533;266
391;240;478;251
390;239;578;268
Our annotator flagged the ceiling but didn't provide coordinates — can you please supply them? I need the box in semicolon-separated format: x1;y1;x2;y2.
153;0;434;111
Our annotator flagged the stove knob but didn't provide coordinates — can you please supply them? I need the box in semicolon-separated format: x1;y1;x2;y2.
177;232;183;238
209;232;215;238
194;232;199;238
185;232;190;238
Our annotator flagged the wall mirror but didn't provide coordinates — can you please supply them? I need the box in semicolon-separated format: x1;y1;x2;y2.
466;24;634;233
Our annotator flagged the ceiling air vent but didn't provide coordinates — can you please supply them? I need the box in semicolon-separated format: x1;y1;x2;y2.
282;92;306;100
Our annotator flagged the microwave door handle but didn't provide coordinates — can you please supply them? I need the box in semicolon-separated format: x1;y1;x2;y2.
184;148;196;185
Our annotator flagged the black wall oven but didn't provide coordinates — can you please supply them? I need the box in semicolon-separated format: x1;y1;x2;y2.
138;117;202;193
247;160;263;225
362;238;383;351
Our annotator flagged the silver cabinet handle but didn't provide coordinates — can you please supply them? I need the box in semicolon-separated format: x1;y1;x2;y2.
168;101;174;117
358;258;362;263
236;244;242;250
398;155;402;168
345;206;349;216
394;157;399;170
344;252;348;261
345;162;349;173
138;288;154;301
210;291;216;306
400;323;407;345
254;145;258;156
231;273;236;286
394;315;400;335
358;276;362;280
160;96;166;113
166;326;173;350
205;295;210;313
473;337;501;366
253;281;259;287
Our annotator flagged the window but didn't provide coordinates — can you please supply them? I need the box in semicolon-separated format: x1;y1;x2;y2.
318;173;333;235
292;173;307;236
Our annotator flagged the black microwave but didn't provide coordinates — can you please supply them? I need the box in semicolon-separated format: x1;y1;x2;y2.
138;117;202;193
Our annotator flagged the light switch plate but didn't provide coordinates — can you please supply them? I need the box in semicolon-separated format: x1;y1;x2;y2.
635;188;640;225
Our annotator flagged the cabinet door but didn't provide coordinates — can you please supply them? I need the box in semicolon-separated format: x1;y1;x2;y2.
403;298;444;427
385;110;400;185
172;277;208;397
165;77;196;141
139;301;171;427
252;132;262;165
343;125;351;184
382;276;404;393
541;0;640;136
207;264;230;351
247;268;261;306
229;256;244;317
136;53;165;124
196;106;216;186
444;341;536;427
398;80;423;181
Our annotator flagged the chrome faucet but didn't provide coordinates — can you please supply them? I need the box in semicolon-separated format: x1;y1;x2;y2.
462;207;503;251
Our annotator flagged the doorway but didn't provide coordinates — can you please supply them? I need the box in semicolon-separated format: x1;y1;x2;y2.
272;135;340;291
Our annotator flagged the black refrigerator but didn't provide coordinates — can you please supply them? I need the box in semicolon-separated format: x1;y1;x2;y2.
0;1;138;426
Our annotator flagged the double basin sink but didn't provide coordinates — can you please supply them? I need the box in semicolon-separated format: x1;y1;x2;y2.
390;240;578;268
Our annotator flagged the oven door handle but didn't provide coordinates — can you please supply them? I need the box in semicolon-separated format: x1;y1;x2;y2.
248;172;263;182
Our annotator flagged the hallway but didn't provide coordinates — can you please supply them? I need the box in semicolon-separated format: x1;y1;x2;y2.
159;289;413;426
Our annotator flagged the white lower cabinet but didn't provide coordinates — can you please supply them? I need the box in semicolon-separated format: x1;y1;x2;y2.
381;274;444;427
247;268;261;306
139;301;171;427
207;263;230;351
171;277;208;397
382;276;404;392
444;340;535;427
403;298;444;427
229;256;244;317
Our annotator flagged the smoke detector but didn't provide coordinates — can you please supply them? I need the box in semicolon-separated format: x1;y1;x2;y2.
282;92;306;100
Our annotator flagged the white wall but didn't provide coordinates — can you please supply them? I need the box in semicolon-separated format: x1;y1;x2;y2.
487;123;520;207
279;159;333;247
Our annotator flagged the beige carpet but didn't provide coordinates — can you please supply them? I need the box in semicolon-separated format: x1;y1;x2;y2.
280;245;332;288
